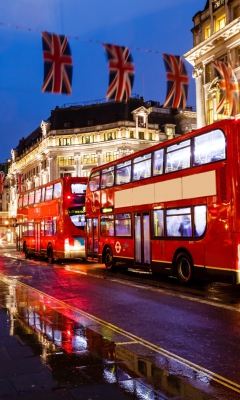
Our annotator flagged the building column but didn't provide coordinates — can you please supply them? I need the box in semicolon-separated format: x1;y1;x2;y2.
74;154;81;177
135;115;139;139
192;67;204;128
47;156;52;182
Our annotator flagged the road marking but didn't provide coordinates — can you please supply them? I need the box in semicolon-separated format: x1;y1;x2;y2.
1;275;239;396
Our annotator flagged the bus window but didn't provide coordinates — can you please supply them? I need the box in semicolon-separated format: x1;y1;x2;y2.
153;149;164;176
166;208;192;237
194;205;207;236
28;191;35;205
35;188;41;203
116;160;131;185
165;140;190;173
53;182;62;198
28;222;34;236
53;220;57;235
100;215;114;236
42;187;46;202
45;185;53;201
193;129;226;166
101;166;114;189
153;209;164;237
71;183;86;195
41;220;44;236
68;207;86;230
133;154;151;181
44;221;54;236
115;213;131;236
23;193;28;207
89;172;100;191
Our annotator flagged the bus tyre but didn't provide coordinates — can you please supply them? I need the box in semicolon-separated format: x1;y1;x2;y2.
175;252;193;284
104;247;114;271
47;247;54;264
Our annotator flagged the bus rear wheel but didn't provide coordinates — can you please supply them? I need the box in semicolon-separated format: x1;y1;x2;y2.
104;247;114;271
175;252;193;284
47;247;54;264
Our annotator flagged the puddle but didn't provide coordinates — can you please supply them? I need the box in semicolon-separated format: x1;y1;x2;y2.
0;278;217;399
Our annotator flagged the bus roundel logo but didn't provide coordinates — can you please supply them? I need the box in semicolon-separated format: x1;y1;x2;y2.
115;241;121;253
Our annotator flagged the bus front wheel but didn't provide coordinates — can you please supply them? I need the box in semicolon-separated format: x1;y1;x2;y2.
104;247;114;271
175;252;193;284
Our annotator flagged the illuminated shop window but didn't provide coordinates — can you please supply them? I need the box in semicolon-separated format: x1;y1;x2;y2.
105;152;112;162
215;14;226;32
205;25;211;39
206;99;213;125
59;137;71;146
205;63;212;83
57;156;75;166
90;154;98;163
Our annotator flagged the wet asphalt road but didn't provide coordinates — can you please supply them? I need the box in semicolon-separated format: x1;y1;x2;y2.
0;246;240;399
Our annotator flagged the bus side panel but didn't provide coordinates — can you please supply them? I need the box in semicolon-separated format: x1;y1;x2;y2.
151;239;205;278
101;188;114;209
100;237;134;269
204;232;235;283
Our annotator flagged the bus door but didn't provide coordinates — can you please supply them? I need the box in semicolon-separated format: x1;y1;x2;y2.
134;212;151;268
86;218;98;260
34;222;41;253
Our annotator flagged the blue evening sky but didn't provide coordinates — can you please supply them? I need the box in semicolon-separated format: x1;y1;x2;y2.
0;0;205;162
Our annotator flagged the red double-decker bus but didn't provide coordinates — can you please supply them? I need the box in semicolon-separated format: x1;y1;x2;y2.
85;118;240;284
17;177;87;262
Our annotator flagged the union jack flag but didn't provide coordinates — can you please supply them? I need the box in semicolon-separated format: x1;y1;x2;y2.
42;31;73;95
16;173;25;194
103;43;135;102
0;172;5;195
162;54;189;109
212;61;239;117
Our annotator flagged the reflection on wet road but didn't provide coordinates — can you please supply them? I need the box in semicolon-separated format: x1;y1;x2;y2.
0;278;216;399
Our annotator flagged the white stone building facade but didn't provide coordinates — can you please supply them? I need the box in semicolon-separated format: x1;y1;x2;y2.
7;98;196;218
185;0;240;127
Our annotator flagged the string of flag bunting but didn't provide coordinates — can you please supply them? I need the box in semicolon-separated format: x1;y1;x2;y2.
1;22;238;115
1;21;190;107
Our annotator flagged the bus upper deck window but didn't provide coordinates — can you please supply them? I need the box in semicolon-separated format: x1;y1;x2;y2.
101;166;114;189
193;129;226;166
153;149;164;176
89;172;100;191
54;182;62;198
133;154;151;181
35;189;41;203
71;183;86;195
116;161;131;185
